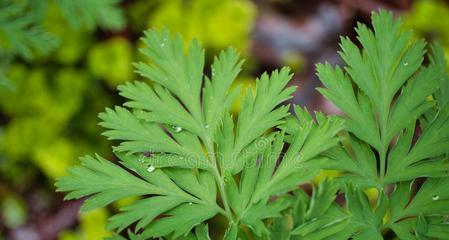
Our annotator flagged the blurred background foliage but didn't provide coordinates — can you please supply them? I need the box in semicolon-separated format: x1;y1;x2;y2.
0;0;448;239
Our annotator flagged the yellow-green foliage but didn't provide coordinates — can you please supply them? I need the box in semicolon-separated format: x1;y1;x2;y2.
404;0;449;62
88;37;134;87
0;65;109;179
43;2;92;64
149;0;256;53
59;209;111;240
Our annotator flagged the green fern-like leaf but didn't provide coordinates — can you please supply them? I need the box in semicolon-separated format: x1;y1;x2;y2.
56;0;125;30
314;10;449;239
0;0;58;59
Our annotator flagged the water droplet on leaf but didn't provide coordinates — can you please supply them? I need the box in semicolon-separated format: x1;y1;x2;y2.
147;165;155;173
172;126;182;133
432;195;439;201
205;125;209;129
403;62;409;66
188;202;193;205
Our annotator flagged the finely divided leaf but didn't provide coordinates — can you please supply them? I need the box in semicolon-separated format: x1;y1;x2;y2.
56;28;302;239
316;10;449;239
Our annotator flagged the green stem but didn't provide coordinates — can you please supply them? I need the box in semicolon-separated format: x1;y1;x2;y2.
202;134;234;223
212;167;234;221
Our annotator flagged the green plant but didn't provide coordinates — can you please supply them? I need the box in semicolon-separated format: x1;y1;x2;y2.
88;37;134;87
149;0;256;53
274;11;449;240
56;11;449;239
0;0;125;89
405;0;449;50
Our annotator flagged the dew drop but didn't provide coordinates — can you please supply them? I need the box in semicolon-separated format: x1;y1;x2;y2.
147;165;155;173
160;43;165;47
403;62;409;66
432;195;440;201
188;202;193;205
173;126;182;133
205;124;209;129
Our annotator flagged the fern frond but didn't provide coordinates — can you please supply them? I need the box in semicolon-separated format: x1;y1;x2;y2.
56;27;344;238
0;0;58;59
316;10;449;239
56;0;125;30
